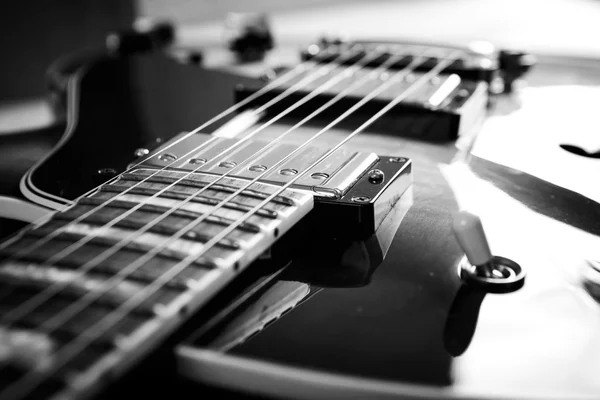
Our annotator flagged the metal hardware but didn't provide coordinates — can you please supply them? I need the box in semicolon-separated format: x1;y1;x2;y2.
249;164;268;172
219;161;237;168
389;157;406;163
93;167;119;186
140;134;387;201
351;196;371;203
97;168;117;176
158;153;177;162
134;148;150;158
189;158;208;165
456;88;470;98
367;169;384;184
458;255;525;293
279;168;298;176
310;172;329;180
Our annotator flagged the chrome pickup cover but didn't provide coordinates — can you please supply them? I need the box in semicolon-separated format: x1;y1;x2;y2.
139;133;379;198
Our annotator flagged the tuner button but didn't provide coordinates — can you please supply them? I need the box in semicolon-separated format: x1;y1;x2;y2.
224;13;274;62
452;210;493;267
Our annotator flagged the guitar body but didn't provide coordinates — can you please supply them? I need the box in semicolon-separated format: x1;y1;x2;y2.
1;5;600;398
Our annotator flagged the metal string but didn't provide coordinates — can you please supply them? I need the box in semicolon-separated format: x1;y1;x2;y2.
2;50;460;399
0;45;372;324
0;43;339;257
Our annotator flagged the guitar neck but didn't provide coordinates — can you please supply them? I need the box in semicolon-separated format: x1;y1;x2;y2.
0;168;313;398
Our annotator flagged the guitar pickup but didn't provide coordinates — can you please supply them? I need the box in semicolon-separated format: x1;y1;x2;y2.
301;39;535;93
235;64;488;141
235;39;533;140
139;133;412;240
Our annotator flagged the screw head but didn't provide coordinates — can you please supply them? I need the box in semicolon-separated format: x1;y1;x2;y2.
249;164;268;172
367;169;385;184
134;148;150;157
219;161;237;168
456;88;470;98
351;196;371;203
97;167;118;176
189;158;207;165
158;153;177;162
310;172;329;180
279;168;298;176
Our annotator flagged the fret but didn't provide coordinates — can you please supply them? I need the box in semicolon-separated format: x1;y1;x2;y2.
77;198;262;233
0;325;55;372
98;184;279;219
0;320;120;379
0;251;189;292
1;235;213;290
89;191;276;233
23;230;206;266
118;173;296;206
0;263;180;316
1;365;66;399
0;296;141;350
54;206;243;251
0;169;314;399
27;218;235;268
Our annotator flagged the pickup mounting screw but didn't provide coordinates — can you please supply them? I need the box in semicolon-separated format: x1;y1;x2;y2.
351;196;371;203
158;153;177;162
389;157;406;163
368;169;385;184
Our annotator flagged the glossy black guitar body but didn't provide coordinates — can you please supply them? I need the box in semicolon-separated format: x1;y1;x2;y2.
19;53;259;209
4;33;600;399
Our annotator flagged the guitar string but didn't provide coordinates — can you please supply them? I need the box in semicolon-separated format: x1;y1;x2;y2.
2;45;403;324
0;49;348;315
0;45;374;323
0;43;338;255
1;50;460;400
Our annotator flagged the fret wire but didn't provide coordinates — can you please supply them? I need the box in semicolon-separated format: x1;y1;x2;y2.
0;46;367;327
0;46;348;315
4;51;461;400
0;44;337;257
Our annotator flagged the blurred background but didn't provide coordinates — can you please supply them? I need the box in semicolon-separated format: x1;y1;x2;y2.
0;0;599;113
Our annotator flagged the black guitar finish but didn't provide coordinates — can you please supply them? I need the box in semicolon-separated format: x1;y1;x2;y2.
3;34;600;399
21;53;259;207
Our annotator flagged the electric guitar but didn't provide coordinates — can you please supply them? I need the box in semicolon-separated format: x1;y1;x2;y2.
1;7;600;400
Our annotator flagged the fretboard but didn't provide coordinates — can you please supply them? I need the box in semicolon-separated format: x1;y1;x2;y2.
0;168;313;399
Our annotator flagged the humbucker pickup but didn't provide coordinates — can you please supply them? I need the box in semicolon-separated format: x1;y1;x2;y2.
139;132;413;240
234;39;533;140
